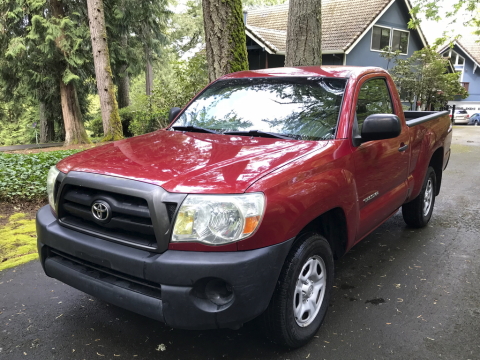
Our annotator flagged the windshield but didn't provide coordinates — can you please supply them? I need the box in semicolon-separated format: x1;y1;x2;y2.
172;77;347;141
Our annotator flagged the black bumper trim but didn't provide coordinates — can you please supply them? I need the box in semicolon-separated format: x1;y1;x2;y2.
45;255;164;321
37;205;294;329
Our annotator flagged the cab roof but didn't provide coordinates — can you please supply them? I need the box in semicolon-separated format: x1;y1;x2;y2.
220;66;386;80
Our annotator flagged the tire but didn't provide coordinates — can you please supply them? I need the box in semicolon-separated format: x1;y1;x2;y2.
402;166;436;228
260;233;334;348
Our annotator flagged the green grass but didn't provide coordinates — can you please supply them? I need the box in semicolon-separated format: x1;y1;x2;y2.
0;213;37;271
0;149;81;202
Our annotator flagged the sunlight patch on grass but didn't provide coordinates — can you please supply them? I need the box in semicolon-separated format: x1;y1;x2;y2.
0;213;37;271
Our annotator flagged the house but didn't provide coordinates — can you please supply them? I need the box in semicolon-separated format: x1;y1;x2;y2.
438;33;480;115
244;0;428;70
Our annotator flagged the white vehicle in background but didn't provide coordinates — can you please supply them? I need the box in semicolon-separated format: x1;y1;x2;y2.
451;109;470;124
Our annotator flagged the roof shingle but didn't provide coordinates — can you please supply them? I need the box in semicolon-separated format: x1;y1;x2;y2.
246;0;395;53
458;33;480;65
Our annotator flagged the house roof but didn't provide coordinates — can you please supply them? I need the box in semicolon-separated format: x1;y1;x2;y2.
245;0;427;54
438;33;480;69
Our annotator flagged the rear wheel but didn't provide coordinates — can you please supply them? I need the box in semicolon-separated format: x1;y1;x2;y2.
260;233;334;348
402;166;436;228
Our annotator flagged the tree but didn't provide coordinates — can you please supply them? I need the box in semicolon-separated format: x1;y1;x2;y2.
285;0;321;67
202;0;249;82
1;0;93;145
87;0;123;141
104;0;169;101
384;48;468;110
409;0;480;42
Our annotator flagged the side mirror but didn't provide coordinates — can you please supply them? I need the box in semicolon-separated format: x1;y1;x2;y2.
168;107;182;123
360;114;401;142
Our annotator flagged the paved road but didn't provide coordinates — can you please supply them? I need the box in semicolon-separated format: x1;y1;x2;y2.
1;127;479;360
0;143;63;152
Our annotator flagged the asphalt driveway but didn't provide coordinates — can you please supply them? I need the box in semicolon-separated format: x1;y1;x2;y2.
1;126;479;360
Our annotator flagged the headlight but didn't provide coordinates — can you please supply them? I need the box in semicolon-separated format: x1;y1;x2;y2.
46;166;61;211
172;193;265;245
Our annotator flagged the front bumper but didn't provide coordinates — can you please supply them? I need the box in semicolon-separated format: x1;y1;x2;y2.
36;205;293;329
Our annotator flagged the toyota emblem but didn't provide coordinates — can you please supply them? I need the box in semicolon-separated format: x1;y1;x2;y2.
91;200;111;222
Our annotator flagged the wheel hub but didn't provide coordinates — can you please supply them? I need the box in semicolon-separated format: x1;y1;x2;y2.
293;255;327;327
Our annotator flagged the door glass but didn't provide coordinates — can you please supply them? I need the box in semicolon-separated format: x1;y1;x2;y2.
356;78;394;131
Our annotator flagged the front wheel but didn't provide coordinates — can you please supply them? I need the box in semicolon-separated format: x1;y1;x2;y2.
402;166;436;228
260;233;334;348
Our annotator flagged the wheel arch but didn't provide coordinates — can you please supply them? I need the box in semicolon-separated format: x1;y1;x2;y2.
297;207;348;260
429;147;443;196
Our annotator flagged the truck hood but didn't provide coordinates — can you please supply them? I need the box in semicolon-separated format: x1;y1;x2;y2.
57;130;328;193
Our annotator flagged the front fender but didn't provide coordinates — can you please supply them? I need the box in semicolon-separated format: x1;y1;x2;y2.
240;141;358;251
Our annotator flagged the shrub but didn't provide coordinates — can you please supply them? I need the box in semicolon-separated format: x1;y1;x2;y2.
85;115;104;138
127;51;209;137
86;108;136;138
0;150;81;202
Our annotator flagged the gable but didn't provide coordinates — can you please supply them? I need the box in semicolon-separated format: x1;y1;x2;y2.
245;0;427;54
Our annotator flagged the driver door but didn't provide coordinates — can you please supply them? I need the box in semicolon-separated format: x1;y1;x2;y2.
352;76;409;241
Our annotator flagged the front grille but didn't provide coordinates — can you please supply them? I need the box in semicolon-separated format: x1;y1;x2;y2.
58;185;159;249
165;202;178;223
48;248;162;299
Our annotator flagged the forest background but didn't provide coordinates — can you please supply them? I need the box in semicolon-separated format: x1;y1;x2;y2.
0;0;290;146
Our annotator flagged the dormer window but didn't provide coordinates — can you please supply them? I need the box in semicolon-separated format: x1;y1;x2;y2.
441;50;465;66
371;25;409;55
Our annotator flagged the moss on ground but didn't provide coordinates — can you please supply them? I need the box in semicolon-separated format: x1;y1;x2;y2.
0;213;37;271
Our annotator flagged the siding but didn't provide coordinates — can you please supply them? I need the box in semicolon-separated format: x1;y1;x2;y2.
247;51;344;70
346;0;424;69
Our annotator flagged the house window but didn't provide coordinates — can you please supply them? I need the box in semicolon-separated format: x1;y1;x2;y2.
371;26;409;54
372;26;391;50
456;54;465;65
442;50;465;66
392;30;409;54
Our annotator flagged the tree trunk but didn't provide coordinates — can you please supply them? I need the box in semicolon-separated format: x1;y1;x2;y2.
202;0;249;82
285;0;322;67
145;46;153;96
50;0;90;145
117;35;130;108
39;101;55;143
87;0;123;141
117;70;130;108
60;81;90;145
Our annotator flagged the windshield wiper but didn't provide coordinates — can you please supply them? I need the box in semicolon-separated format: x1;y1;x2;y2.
171;125;219;134
223;130;293;140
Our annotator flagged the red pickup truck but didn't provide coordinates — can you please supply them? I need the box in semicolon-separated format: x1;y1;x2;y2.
37;66;452;348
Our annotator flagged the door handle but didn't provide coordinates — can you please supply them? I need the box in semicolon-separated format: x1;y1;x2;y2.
398;144;409;152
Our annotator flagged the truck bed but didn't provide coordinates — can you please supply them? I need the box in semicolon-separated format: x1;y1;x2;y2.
404;111;450;127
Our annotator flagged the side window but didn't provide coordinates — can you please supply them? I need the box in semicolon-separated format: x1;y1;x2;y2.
356;78;394;131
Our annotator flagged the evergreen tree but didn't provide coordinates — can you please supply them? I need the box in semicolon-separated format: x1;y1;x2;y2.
0;0;92;145
285;0;321;66
87;0;123;141
202;0;249;82
104;0;170;103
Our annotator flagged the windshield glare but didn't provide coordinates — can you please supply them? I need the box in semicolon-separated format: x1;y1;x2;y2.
172;77;347;141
